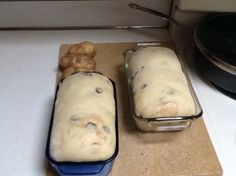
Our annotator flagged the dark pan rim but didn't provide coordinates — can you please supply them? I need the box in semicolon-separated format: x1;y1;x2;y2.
193;13;236;75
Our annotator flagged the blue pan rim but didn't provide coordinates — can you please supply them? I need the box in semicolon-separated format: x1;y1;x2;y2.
45;71;119;172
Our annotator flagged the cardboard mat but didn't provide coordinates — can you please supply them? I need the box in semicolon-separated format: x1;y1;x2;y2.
46;42;222;176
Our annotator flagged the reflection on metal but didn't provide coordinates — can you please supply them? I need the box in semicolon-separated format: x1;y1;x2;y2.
129;3;192;34
0;25;166;31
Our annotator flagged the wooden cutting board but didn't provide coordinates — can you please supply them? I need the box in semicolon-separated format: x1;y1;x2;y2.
46;42;222;176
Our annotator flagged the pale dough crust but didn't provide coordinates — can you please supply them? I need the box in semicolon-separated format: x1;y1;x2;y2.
50;72;116;162
129;47;195;118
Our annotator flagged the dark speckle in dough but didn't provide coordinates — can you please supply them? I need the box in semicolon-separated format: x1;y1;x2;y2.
167;89;175;95
158;97;164;102
141;83;147;89
86;122;97;130
141;66;145;70
161;88;175;95
70;115;80;121
166;88;175;95
95;87;103;93
83;72;93;76
131;71;138;80
92;142;101;145
103;125;110;133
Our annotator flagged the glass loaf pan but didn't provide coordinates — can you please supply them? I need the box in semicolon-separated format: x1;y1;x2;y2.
124;44;203;132
45;72;119;176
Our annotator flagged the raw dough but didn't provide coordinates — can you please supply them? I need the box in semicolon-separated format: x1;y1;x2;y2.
129;47;195;118
50;72;116;162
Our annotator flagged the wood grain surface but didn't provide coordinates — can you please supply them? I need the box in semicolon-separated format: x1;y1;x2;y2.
46;42;222;176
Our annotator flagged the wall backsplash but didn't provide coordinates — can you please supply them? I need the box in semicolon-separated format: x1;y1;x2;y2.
0;0;171;29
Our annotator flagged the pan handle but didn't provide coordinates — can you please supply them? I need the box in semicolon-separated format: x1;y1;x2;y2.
129;3;192;34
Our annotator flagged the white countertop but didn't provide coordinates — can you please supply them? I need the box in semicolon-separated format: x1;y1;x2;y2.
0;29;235;176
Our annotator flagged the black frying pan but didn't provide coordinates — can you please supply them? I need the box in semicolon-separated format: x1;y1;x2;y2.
193;14;236;96
129;3;236;96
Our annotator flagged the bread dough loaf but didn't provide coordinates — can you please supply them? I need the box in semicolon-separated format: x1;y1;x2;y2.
128;47;195;118
50;72;116;162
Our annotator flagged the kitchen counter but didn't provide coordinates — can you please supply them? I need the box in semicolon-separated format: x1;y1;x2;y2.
0;29;235;176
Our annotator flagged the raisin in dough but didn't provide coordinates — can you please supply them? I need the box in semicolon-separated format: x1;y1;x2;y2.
129;47;195;118
50;72;116;162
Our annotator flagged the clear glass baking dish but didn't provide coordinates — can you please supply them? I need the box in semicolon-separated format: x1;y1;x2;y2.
124;44;203;132
46;72;119;176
